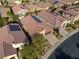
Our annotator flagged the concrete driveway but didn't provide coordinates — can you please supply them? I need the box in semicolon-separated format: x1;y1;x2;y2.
45;33;59;46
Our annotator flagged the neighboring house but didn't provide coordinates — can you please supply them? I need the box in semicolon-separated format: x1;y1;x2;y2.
59;0;78;4
38;11;63;28
24;4;42;12
49;6;79;27
12;4;29;19
61;7;79;27
20;15;51;36
0;23;27;59
8;23;27;48
36;2;51;10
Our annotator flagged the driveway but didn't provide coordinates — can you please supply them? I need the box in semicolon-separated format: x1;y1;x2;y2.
45;33;59;46
59;27;69;37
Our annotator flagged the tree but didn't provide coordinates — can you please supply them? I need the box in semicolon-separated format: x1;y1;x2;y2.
3;0;9;7
21;0;29;4
12;15;18;22
7;11;18;22
20;34;46;59
7;11;13;17
20;44;37;59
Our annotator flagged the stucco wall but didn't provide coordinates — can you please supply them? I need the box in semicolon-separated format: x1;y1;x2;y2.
3;54;18;59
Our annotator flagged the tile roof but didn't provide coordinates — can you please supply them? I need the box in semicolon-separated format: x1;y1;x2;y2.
0;23;26;59
0;25;16;59
12;4;28;15
36;2;51;9
38;11;63;27
60;0;78;3
20;15;44;36
8;23;26;44
65;8;79;16
3;42;16;57
25;4;42;11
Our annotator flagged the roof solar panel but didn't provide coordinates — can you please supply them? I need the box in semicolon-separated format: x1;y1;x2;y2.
9;25;21;31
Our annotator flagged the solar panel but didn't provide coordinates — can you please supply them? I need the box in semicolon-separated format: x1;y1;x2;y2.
9;25;21;31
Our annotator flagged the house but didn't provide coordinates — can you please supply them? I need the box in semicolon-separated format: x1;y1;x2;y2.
12;4;29;15
0;25;17;59
0;23;27;59
48;6;79;27
24;4;42;12
38;11;63;28
36;2;52;10
60;0;78;4
61;7;79;26
12;4;29;19
20;15;51;36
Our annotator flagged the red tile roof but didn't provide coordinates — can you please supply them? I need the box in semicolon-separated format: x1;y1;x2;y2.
0;24;26;59
20;15;44;36
36;2;51;9
65;8;79;16
12;4;28;15
60;0;78;3
38;11;63;27
0;25;16;59
8;23;26;44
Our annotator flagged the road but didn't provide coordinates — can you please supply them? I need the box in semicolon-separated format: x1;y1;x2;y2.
42;28;79;59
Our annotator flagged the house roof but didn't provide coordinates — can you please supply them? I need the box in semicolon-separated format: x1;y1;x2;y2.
0;25;16;59
8;23;26;44
60;0;78;3
25;4;42;11
20;15;44;36
65;7;79;16
36;2;51;9
0;23;26;59
12;4;28;15
3;42;17;57
38;11;63;27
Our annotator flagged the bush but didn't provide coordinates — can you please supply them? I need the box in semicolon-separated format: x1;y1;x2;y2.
20;34;46;59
